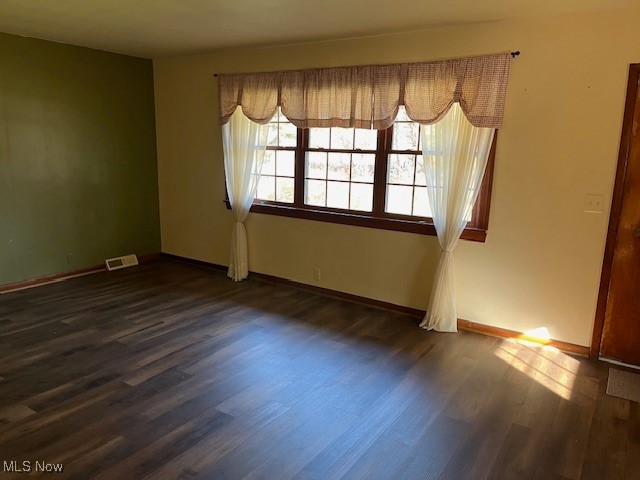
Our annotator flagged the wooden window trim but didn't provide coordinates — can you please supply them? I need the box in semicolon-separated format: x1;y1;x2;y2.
225;126;497;244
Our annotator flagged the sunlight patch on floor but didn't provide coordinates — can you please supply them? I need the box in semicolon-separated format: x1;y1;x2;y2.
494;330;580;400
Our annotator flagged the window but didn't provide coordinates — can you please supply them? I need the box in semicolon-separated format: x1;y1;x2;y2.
256;110;297;203
385;108;430;218
304;128;377;212
241;108;496;242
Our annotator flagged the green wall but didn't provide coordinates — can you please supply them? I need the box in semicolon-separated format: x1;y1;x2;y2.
0;32;160;285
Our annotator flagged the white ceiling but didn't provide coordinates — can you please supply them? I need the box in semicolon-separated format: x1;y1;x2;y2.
0;0;634;59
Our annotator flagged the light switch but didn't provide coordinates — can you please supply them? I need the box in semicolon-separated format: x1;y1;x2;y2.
584;194;605;213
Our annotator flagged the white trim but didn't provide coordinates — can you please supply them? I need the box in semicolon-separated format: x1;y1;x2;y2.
600;357;640;371
0;269;103;295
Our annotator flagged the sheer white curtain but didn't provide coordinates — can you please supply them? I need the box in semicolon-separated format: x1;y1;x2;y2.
222;108;269;281
420;103;495;332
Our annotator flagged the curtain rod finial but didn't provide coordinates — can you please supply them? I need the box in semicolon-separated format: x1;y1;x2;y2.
510;51;520;58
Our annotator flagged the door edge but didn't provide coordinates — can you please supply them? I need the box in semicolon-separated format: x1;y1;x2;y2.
590;63;640;358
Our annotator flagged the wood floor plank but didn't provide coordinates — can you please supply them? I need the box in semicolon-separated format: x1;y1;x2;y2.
0;259;628;479
390;414;471;480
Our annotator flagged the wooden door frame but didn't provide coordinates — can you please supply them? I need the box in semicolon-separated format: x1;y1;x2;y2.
591;64;640;358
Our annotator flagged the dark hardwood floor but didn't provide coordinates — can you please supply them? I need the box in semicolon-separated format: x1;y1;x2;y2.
0;259;637;479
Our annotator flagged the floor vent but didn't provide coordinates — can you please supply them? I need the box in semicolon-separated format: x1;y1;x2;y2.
105;254;139;271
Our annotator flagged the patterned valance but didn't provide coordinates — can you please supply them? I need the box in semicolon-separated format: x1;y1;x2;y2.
218;53;511;130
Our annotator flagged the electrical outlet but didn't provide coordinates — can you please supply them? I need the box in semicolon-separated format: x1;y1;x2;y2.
584;194;605;213
67;253;74;265
313;267;321;282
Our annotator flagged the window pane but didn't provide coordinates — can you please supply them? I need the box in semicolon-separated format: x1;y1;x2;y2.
354;129;377;150
387;154;415;185
415;155;426;186
396;105;411;122
392;122;419;151
309;128;330;149
276;177;294;203
464;206;472;222
351;154;375;183
413;187;432;218
306;152;327;179
276;150;295;177
262;150;276;175
256;175;275;201
330;128;353;150
385;184;413;215
350;183;373;212
421;128;437;154
327;181;349;209
267;123;279;147
305;179;326;207
279;122;297;147
327;153;350;181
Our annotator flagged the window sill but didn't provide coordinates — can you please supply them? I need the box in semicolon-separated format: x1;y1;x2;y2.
224;200;486;242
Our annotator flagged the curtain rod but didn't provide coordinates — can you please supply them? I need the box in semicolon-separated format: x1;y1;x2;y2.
212;51;520;77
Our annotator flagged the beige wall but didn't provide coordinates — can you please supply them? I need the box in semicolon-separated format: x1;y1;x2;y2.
154;7;640;347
